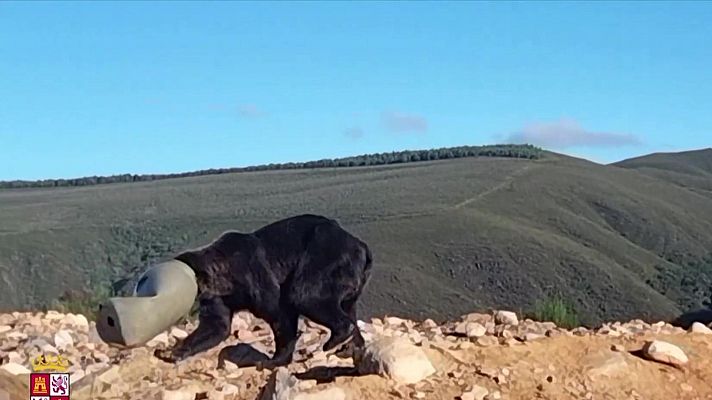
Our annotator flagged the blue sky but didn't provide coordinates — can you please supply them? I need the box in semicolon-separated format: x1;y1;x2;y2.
1;1;711;180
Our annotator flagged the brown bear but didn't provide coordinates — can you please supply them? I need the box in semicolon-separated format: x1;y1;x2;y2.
153;214;373;369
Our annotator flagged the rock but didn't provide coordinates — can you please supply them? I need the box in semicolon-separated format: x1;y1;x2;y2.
0;369;28;400
385;316;407;327
459;385;489;400
0;362;30;375
494;311;518;326
572;327;589;336
70;369;86;385
97;365;122;384
54;330;74;351
642;340;688;367
45;311;64;320
6;351;24;364
170;327;189;339
61;313;89;329
0;325;11;334
689;322;712;334
87;325;104;344
458;341;475;350
27;337;52;349
86;362;110;375
585;352;629;378
162;388;198;400
454;322;469;335
41;343;60;354
422;319;438;329
6;331;27;341
357;335;436;384
222;383;240;395
146;332;170;347
466;323;487;338
485;391;502;400
523;332;545;342
238;329;260;342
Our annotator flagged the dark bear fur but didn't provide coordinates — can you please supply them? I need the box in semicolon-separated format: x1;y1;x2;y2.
153;214;373;369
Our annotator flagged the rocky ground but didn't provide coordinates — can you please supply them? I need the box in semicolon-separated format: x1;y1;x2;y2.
1;310;712;400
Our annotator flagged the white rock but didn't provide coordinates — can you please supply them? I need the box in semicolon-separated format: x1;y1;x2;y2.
41;343;60;354
6;331;27;340
260;367;346;400
642;340;688;367
45;311;65;320
357;335;436;384
1;362;31;375
494;311;519;326
28;338;52;349
76;314;90;328
87;325;103;344
0;325;11;334
70;369;86;384
61;313;89;329
422;319;438;329
689;322;712;335
162;389;197;400
460;385;489;400
54;330;74;351
454;322;469;335
523;332;545;342
356;320;368;330
466;323;487;338
97;365;121;385
85;362;110;375
221;383;240;395
146;332;170;347
208;390;226;400
171;327;189;339
385;316;407;327
6;351;24;364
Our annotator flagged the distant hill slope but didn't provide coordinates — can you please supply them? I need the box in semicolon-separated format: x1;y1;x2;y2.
1;147;711;327
613;148;712;199
614;148;712;177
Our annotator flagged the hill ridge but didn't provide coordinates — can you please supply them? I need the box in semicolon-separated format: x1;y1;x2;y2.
0;144;543;190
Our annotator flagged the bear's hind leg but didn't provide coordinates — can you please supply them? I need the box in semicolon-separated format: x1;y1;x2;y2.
333;296;365;362
299;299;356;354
229;297;301;370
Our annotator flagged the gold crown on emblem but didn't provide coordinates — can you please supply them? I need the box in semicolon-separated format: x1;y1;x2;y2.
31;354;69;372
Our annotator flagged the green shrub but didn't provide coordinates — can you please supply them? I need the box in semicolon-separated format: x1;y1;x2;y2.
52;286;112;321
530;295;580;329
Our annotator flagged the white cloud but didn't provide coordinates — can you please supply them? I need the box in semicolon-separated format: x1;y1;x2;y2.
381;111;428;133
506;118;641;148
344;127;365;139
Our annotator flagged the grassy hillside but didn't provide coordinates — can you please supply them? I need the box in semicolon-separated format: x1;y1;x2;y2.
1;147;711;327
613;148;712;199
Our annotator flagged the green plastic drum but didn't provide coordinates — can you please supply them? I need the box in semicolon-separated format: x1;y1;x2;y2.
96;259;198;347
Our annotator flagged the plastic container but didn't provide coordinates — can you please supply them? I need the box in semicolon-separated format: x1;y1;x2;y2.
95;259;198;347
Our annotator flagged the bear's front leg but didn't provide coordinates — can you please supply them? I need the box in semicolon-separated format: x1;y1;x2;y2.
155;296;232;363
